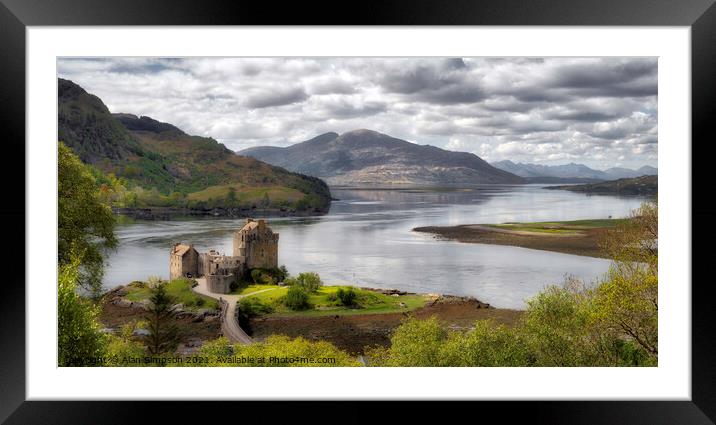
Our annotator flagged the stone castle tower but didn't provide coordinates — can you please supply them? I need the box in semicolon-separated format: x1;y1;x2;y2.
233;218;279;270
170;218;279;294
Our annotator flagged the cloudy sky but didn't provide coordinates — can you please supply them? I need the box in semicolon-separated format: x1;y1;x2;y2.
58;57;657;169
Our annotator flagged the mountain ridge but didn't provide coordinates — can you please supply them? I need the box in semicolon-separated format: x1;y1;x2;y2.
58;78;331;214
239;130;525;185
492;160;657;180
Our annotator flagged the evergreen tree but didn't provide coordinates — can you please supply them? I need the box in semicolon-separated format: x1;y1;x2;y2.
144;282;181;356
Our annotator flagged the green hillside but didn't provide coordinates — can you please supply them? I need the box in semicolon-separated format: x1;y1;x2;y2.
57;78;331;213
546;175;657;197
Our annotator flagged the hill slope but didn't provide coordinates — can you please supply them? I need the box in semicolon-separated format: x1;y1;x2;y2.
58;78;331;214
239;130;524;185
545;175;658;196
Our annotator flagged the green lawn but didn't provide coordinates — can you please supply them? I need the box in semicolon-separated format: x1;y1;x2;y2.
244;285;428;317
124;278;220;311
230;283;278;296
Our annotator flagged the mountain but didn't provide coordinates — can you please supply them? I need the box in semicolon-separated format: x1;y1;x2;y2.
545;175;658;196
239;130;524;185
603;165;658;180
58;78;331;213
492;160;657;181
492;160;607;180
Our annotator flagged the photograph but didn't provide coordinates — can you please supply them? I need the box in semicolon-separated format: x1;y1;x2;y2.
56;56;659;368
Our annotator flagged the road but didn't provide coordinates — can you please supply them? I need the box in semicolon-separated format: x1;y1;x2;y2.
192;277;277;345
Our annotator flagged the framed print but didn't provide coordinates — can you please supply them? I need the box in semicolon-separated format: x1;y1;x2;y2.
2;0;715;423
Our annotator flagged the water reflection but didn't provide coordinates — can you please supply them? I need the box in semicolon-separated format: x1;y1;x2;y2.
104;185;646;309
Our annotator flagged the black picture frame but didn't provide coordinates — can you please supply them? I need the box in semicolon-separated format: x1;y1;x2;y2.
2;0;714;423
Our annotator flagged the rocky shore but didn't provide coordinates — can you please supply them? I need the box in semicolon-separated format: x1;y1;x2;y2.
99;286;222;355
100;284;516;355
250;294;517;354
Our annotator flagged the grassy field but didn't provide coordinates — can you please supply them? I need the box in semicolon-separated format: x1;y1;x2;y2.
487;218;627;235
185;183;305;205
243;285;428;317
230;283;278;296
124;278;220;311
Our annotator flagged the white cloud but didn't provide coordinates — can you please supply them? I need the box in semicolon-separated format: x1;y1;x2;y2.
57;57;658;169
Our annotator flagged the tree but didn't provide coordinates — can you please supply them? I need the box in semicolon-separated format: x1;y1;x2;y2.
378;317;447;367
336;287;357;306
58;256;108;366
592;199;658;363
192;336;360;367
294;272;323;292
225;187;237;207
284;285;310;310
143;282;181;356
58;142;117;294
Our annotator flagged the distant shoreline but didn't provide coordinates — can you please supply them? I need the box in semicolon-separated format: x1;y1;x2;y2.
112;206;329;221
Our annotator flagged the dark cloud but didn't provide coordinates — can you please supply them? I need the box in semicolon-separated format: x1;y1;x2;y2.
244;87;308;109
547;111;620;122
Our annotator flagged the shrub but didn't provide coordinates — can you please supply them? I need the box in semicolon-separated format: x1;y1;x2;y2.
239;297;274;317
58;257;108;366
250;269;275;285
284;285;310;310
294;272;323;292
336;287;357;306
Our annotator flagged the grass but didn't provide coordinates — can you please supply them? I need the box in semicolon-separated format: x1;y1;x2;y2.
185;183;304;204
230;283;279;296
243;285;428;317
124;278;220;311
487;218;627;235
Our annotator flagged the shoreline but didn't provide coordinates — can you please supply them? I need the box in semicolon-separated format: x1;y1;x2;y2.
112;206;329;220
250;295;522;354
413;221;615;259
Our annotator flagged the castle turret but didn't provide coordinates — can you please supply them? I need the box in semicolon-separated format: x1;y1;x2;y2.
233;218;279;270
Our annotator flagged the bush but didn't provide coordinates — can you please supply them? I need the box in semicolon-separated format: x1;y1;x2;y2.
250;269;275;285
336;287;357;306
284;285;310;310
58;258;108;366
294;272;323;292
239;297;274;317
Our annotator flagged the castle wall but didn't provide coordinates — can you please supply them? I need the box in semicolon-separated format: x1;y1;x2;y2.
206;273;234;294
233;219;279;270
169;246;198;280
182;249;198;277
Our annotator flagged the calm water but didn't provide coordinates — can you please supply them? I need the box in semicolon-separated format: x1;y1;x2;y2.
104;185;646;309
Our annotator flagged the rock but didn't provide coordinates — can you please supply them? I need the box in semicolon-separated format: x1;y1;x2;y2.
133;328;150;337
172;303;184;312
99;328;115;334
399;302;407;308
117;298;133;308
132;300;150;310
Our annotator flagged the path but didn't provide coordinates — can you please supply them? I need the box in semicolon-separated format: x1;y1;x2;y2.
192;277;277;344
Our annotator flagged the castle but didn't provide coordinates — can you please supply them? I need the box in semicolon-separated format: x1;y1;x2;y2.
169;218;279;294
